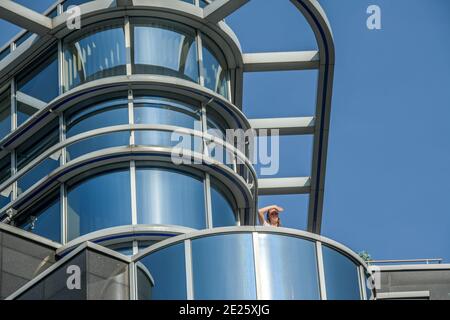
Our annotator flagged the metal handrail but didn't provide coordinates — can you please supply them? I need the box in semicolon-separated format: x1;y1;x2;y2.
368;258;443;265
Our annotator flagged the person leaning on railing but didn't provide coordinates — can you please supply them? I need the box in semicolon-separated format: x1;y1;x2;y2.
258;205;284;227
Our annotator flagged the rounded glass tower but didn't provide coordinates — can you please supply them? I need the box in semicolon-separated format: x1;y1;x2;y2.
0;0;372;300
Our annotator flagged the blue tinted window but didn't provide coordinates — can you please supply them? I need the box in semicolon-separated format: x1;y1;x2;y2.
136;167;206;229
16;191;61;242
134;97;200;129
0;155;11;208
0;88;11;140
192;234;257;299
67;168;132;241
322;245;361;300
257;234;320;299
17;52;58;105
137;243;186;300
202;38;228;98
133;22;199;82
64;26;126;90
16;119;59;192
63;0;92;11
66;98;129;137
211;183;236;227
66;132;130;161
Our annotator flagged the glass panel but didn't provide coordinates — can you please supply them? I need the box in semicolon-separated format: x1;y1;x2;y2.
199;0;210;8
66;131;130;161
136;166;206;229
257;234;320;299
67;168;132;241
0;154;11;208
211;182;236;227
18;157;60;194
66;98;129;137
322;245;361;300
0;47;10;62
191;234;257;299
15;190;61;242
137;243;186;300
134;97;201;129
64;26;126;91
133;21;199;82
15;31;33;47
0;88;11;140
63;0;93;11
136;265;153;300
16;119;59;192
16;52;58;107
202;37;228;98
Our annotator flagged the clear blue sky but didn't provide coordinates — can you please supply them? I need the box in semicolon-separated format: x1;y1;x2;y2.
1;0;449;262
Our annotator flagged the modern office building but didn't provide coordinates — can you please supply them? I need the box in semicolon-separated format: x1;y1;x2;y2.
0;0;445;300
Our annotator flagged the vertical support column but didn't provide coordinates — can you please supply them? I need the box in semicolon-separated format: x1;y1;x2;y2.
130;160;137;226
58;39;64;95
204;173;213;229
128;89;135;145
10;79;16;132
316;241;327;300
359;265;368;300
252;232;262;300
60;183;67;244
124;16;132;76
185;239;194;300
129;261;137;300
197;31;205;87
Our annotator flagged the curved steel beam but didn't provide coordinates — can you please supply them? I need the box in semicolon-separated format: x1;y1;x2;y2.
291;0;335;234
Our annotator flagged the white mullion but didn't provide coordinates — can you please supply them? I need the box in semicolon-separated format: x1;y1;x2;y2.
129;261;137;300
60;183;67;244
10;79;16;132
130;160;137;225
252;232;262;300
185;240;194;300
316;241;327;300
128;89;135;145
58;39;64;95
196;31;205;87
124;16;132;76
204;173;213;229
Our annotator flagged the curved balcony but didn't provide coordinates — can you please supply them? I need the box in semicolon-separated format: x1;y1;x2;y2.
133;228;370;300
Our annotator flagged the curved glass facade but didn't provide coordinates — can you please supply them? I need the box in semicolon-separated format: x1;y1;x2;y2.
9;162;241;241
63;25;127;91
60;18;230;98
135;231;369;300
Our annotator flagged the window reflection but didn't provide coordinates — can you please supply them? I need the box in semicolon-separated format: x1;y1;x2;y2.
16;119;59;194
137;243;186;300
15;190;61;242
133;21;199;82
66;98;129;137
202;37;229;98
64;26;126;91
0;155;11;208
0;88;11;140
136;166;206;229
322;245;361;300
257;234;320;299
210;181;237;227
67;168;132;241
191;234;257;299
16;52;58;125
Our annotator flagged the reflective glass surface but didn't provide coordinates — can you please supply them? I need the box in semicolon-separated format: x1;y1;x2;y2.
257;234;320;299
202;39;228;98
211;183;236;227
67;131;130;161
0;88;11;140
136;166;206;229
67;168;132;241
64;26;126;90
191;234;257;299
137;243;186;300
0;155;11;208
16;119;59;193
322;245;361;300
15;190;61;243
66;98;129;137
16;52;59;104
133;22;199;82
